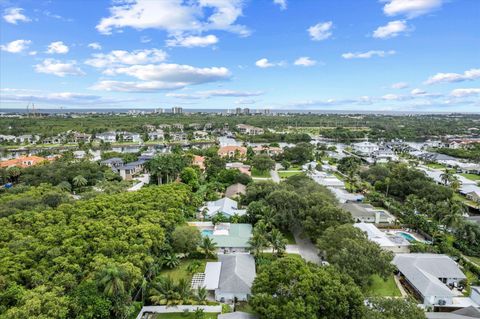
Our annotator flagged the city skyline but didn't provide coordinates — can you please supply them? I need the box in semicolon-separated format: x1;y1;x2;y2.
1;0;479;112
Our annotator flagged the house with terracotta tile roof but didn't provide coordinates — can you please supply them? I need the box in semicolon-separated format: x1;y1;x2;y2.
193;155;206;170
218;146;247;159
0;156;48;168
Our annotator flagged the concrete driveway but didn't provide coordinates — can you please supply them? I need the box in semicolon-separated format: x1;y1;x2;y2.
293;229;321;264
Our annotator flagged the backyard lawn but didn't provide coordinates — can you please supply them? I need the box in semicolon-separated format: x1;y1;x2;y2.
152;313;218;318
278;171;303;179
365;275;401;297
159;258;216;282
460;173;480;181
251;168;271;178
426;163;446;169
467;255;480;267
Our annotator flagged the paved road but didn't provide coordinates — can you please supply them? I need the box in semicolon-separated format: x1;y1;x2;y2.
128;173;150;192
293;229;321;264
270;170;280;183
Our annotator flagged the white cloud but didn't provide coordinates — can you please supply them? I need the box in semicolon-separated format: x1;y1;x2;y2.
342;50;396;59
46;41;69;54
34;59;85;77
383;0;443;19
166;34;218;48
28;51;38;56
273;0;287;10
96;0;249;37
255;58;274;68
373;20;409;39
166;89;264;99
294;57;317;67
92;63;230;92
411;88;427;95
140;36;152;43
88;42;102;50
3;7;30;24
0;39;31;53
425;68;480;85
391;82;409;89
308;21;333;41
85;49;167;68
450;88;480;98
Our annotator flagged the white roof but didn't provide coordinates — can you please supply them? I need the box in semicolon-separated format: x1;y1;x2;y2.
204;262;222;290
203;197;246;217
354;223;409;248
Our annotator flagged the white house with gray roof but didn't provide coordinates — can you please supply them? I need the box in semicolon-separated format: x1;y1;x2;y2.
393;254;467;307
201;197;246;218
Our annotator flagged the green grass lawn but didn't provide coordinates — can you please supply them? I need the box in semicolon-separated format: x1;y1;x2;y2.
460;173;480;181
426;162;446;169
235;302;257;314
152;313;218;318
251;168;271;178
453;193;479;208
159;258;216;282
365;275;401;297
278;171;303;179
467;255;480;266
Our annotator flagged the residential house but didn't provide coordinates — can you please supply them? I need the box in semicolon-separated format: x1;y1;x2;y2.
198;253;256;303
236;124;264;135
100;157;124;168
342;203;396;224
252;145;282;156
204;123;213;130
158;124;172;130
42;135;65;144
328;187;364;203
73;150;86;160
393;254;467;307
96;132;117;143
193;155;206;171
73;132;92;143
116;159;146;180
354;223;410;253
121;132;142;143
190;222;253;253
225;183;246;199
426;306;480;319
218;146;247;159
226;162;251;176
16;134;39;144
201;197;246;218
371;148;398;163
466;190;480;203
147;129;164;141
0;156;47;168
172;123;184;131
171;132;187;141
353;141;379;155
194;130;209;140
0;134;16;142
143;124;157;132
189;123;202;130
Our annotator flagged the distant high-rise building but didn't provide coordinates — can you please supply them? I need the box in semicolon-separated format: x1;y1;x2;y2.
172;107;183;114
235;107;242;115
243;108;250;115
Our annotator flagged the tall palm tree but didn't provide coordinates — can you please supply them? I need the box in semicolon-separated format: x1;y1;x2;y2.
72;175;88;188
98;265;128;298
196;287;208;305
149;276;181;306
162;253;180;269
199;237;217;259
269;228;287;257
440;169;453;186
443;201;466;229
248;233;269;257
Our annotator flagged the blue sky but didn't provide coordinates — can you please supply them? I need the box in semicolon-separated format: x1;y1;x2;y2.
0;0;479;112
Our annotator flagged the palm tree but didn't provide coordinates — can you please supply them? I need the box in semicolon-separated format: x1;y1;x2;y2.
72;175;88;188
440;169;453;186
162;253;180;269
269;228;287;257
150;276;181;306
248;233;269;257
196;287;208;305
186;260;202;274
199;237;217;259
194;308;205;319
98;265;128;297
449;176;462;192
443;201;466;229
177;278;192;304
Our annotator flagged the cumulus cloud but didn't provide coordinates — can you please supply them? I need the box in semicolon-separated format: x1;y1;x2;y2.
96;0;249;37
294;57;317;67
255;58;285;68
85;49;167;68
166;89;264;99
46;41;69;54
411;88;427;95
424;68;480;85
308;21;333;41
383;0;443;19
0;39;31;53
88;42;102;50
450;88;480;98
91;63;230;92
166;34;218;48
34;59;85;77
273;0;287;10
342;50;396;59
373;20;409;38
3;7;30;24
391;82;409;89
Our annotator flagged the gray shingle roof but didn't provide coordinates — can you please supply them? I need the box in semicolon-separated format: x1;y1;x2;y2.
393;254;466;298
217;254;255;294
218;312;259;319
427;306;480;319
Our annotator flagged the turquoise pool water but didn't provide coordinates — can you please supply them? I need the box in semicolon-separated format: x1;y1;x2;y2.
202;229;213;236
398;232;417;242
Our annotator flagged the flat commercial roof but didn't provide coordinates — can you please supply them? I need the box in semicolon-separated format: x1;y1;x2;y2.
204;262;222;290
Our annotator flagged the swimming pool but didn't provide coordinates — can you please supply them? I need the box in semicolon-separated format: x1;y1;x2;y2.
397;232;417;242
201;229;214;236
